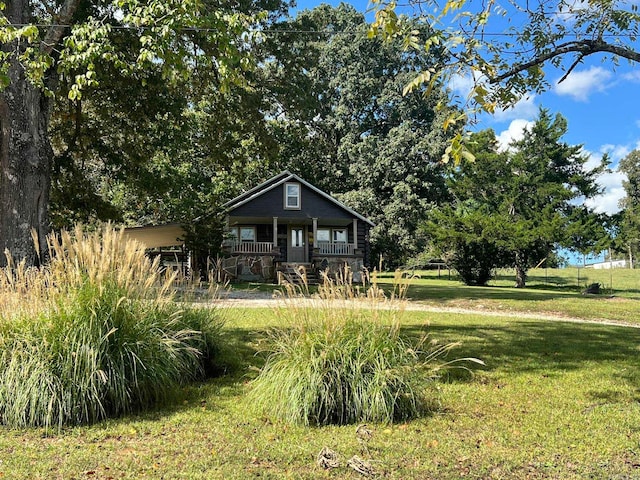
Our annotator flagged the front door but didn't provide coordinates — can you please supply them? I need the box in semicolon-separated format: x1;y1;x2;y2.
288;226;306;263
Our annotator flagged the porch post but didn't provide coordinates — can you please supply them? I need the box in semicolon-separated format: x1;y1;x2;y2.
312;217;318;246
273;217;278;246
352;218;358;249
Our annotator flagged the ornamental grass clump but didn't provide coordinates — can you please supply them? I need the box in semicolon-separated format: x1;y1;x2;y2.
250;269;481;426
0;226;223;429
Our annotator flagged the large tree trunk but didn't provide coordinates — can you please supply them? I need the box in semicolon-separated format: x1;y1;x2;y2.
514;250;527;288
0;1;53;266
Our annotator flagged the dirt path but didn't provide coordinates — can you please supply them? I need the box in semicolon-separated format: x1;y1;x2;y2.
210;291;640;329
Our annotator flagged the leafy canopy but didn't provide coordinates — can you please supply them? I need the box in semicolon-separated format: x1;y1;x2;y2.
262;4;458;267
369;0;640;161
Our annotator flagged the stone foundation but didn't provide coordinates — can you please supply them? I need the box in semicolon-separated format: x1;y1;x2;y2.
313;256;365;283
228;254;276;282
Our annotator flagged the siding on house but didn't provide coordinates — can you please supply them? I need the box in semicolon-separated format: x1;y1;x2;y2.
230;182;354;221
122;224;185;249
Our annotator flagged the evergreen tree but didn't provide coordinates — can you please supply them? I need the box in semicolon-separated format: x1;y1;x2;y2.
428;110;607;287
615;150;640;268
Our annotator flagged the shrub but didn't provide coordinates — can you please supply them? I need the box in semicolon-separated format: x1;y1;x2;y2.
250;270;481;425
0;226;223;429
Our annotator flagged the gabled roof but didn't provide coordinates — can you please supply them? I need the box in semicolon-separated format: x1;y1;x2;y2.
224;171;375;226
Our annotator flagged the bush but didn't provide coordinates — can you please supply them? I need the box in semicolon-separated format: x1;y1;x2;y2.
0;226;223;429
249;271;480;425
451;239;502;286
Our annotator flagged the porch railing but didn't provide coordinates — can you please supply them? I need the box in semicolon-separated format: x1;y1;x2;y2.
229;241;275;254
315;242;356;256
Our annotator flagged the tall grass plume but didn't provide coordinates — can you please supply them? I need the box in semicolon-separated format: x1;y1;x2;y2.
250;268;482;425
0;225;223;429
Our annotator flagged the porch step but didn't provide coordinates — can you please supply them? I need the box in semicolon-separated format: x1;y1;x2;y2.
277;263;319;285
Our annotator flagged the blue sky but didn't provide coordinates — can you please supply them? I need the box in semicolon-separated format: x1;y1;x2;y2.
291;0;640;218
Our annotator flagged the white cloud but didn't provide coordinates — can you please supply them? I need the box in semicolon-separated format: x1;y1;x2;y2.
598;143;631;163
448;73;476;98
448;72;538;123
581;144;633;215
496;119;534;151
554;66;613;102
493;95;538;122
581;148;602;171
622;70;640;82
554;0;590;24
584;171;627;214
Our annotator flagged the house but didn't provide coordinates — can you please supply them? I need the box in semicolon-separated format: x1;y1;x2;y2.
122;223;190;273
587;259;628;269
222;171;374;283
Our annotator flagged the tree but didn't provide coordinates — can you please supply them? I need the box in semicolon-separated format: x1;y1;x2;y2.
369;0;640;155
428;110;607;287
505;110;606;286
261;4;457;267
0;0;261;266
615;149;640;267
427;203;509;285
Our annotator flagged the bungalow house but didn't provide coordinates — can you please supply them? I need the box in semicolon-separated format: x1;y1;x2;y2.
222;171;374;283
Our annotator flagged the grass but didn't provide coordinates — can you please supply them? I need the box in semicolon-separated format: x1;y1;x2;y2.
2;307;640;479
249;274;477;425
0;226;224;429
369;267;640;324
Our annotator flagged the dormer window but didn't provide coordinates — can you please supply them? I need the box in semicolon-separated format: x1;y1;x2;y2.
284;182;301;209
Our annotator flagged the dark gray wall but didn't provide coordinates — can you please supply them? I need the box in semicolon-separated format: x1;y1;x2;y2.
229;183;354;220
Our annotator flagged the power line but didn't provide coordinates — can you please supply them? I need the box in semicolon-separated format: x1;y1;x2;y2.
2;23;640;39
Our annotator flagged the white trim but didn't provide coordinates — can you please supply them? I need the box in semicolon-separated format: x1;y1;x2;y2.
284;182;301;210
273;217;278;245
353;219;358;249
312;218;318;245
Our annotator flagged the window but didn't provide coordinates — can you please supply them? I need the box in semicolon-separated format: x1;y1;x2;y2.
291;228;304;247
284;182;300;209
239;227;256;242
227;228;239;241
316;229;330;243
332;229;347;243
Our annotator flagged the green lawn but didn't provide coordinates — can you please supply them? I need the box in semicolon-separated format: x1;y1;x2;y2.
3;307;640;479
369;268;640;324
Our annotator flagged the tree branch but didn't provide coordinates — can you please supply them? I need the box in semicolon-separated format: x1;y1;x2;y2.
557;53;584;84
489;39;640;84
41;0;82;55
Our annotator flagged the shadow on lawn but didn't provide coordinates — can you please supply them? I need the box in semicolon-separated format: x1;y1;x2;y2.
124;318;640;426
406;283;579;302
213;318;640;387
410;320;640;376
